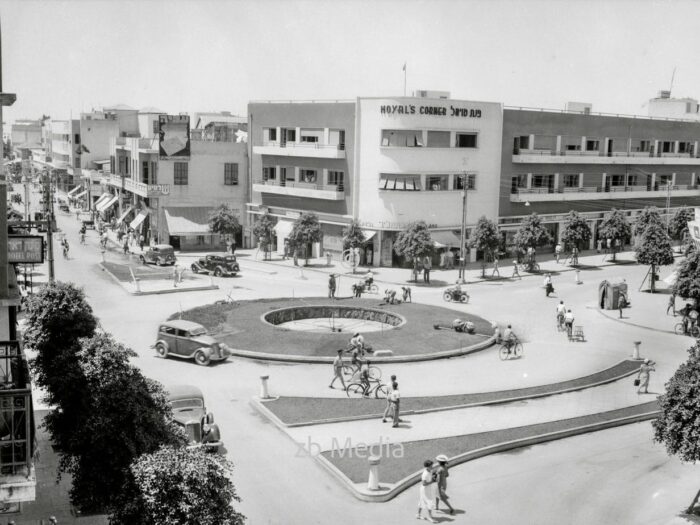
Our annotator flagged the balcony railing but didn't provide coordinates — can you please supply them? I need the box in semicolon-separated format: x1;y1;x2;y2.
262;141;345;151
512;184;699;195
253;179;345;200
103;174;171;197
514;148;699;159
256;179;344;192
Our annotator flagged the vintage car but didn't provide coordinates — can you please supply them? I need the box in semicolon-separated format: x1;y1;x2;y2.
167;384;222;452
139;244;176;266
153;319;230;366
190;254;240;277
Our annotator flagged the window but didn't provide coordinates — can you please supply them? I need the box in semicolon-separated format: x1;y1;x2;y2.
453;174;476;190
379;174;422;191
263;166;276;181
300;129;322;143
299;169;317;183
627;175;638;186
511;175;527;193
329;130;345;149
585;139;599;152
264;127;277;142
679;141;693;154
381;130;423;147
285;129;296;142
74;134;80;145
224;163;239;185
662;141;675;153
532;175;554;189
152;120;159;134
631;139;651;152
563;174;579;188
656;175;672;189
427;131;450;148
455;133;477;148
142;161;149;184
151;161;158;183
609;174;625;186
174;162;188;185
110;155;115;174
518;136;530;149
328;170;344;188
426;175;449;191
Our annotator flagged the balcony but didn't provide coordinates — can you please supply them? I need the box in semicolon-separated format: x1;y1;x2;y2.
252;179;345;200
115;137;158;153
253;141;346;159
510;184;700;202
512;149;700;165
102;173;171;198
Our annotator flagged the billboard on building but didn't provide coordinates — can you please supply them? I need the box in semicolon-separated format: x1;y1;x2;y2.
158;115;190;159
8;236;44;263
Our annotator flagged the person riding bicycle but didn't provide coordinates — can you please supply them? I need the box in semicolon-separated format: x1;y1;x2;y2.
556;301;566;327
364;271;374;290
680;303;698;335
564;309;575;337
350;332;365;353
502;325;516;348
359;360;371;396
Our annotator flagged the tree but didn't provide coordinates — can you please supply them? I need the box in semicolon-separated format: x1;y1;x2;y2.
393;221;434;279
635;221;674;292
252;212;274;261
598;209;631;262
342;220;367;274
468;216;500;277
560;210;591;251
62;334;185;513
110;446;245;525
653;344;700;514
673;250;700;307
513;213;552;270
669;207;695;248
288;212;322;265
208;204;241;241
633;207;663;237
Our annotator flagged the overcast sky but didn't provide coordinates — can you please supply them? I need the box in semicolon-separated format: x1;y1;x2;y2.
1;0;698;122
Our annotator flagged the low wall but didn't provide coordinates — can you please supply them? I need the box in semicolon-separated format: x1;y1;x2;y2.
263;305;405;328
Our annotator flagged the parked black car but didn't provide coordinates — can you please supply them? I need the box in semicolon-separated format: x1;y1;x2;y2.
191;254;240;277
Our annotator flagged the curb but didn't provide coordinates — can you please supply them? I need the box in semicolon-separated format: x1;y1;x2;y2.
260;358;643;427
594;307;681;336
98;263;219;296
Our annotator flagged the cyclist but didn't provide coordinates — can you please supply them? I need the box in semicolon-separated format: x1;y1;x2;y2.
556;301;566;329
564;309;575;337
359;359;371;396
350;332;365;353
364;270;374;291
350;344;365;374
502;324;515;348
79;230;86;245
62;239;70;259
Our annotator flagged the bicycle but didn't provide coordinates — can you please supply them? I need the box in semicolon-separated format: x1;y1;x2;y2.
79;232;86;245
346;378;390;399
556;313;565;332
499;337;523;360
674;321;700;338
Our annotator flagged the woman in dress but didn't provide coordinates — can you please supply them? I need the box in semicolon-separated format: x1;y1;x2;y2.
417;459;437;522
434;454;455;514
637;358;655;394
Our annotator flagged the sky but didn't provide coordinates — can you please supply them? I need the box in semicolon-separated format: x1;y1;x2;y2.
0;0;699;123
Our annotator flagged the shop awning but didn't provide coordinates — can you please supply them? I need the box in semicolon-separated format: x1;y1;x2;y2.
116;206;134;226
93;193;111;208
74;190;87;199
431;230;461;248
96;194;119;212
129;209;150;230
361;229;377;242
67;185;82;196
163;207;213;235
274;220;294;238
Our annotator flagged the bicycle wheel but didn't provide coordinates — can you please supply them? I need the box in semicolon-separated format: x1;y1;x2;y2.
691;325;700;338
499;345;510;360
346;383;365;398
674;323;686;336
513;342;523;358
369;284;379;294
368;366;381;381
532;262;540;271
375;384;390;399
341;365;355;379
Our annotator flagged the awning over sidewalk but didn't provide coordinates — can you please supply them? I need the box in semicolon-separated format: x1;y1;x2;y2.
74;190;87;199
96;194;118;213
360;229;377;242
163;207;213;235
129;209;150;230
431;230;461;248
93;193;111;208
116;206;134;226
274;220;294;238
67;185;82;196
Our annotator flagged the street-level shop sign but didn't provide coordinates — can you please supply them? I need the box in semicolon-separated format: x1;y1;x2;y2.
8;236;44;264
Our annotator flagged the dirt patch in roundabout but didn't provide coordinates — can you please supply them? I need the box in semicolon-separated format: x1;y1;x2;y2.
169;297;496;363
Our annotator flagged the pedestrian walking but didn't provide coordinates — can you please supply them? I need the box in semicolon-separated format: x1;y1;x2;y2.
382;375;397;422
434;454;455;515
445;250;454;269
636;358;655;394
282;239;290;260
667;293;676;316
328;274;337;299
230;238;237;255
511;260;521;280
423;256;432;284
416;460;437;523
389;381;400;427
172;265;179;288
329;349;346;390
139;234;145;251
544;273;554;296
618;292;626;318
555;243;562;263
571;246;579;266
492;255;500;277
596;239;602;254
122;237;129;255
353;283;363;298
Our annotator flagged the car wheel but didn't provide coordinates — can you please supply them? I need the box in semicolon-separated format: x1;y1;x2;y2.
194;350;211;366
139;255;146;264
191;264;198;274
214;268;223;277
155;342;168;358
156;258;164;266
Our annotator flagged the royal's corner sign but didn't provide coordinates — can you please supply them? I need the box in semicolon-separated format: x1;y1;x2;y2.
380;104;482;118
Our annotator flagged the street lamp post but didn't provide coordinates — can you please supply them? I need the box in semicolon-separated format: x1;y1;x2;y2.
458;173;468;284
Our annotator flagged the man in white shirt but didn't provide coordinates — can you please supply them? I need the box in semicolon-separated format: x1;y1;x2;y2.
556;301;566;327
389;382;401;427
329;349;346;390
564;309;575;337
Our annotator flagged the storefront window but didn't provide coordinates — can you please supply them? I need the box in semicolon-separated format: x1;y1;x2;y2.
381;130;423;147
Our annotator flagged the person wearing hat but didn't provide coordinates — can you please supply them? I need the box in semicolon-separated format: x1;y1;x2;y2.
329;349;347;390
328;273;337;299
434;454;455;514
637;358;656;394
416;459;437;523
382;375;397;422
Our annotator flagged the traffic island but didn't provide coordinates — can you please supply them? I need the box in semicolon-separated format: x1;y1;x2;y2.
316;401;660;502
169;297;496;363
100;261;218;295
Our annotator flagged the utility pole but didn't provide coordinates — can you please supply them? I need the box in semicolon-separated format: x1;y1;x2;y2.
458;172;468;284
666;180;672;229
44;172;55;282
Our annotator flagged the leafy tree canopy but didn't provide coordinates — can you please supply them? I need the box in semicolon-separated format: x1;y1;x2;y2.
513;213;553;251
468;216;500;254
673;250;700;304
633;207;663;237
111;446;245;525
598;208;631;242
560;210;591;250
252;212;274;246
393;221;434;262
343;219;367;250
208;204;241;237
635;221;674;267
288;212;322;248
669;207;695;241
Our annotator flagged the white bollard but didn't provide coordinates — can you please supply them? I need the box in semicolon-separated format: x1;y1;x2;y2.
101;248;106;263
134;278;141;293
259;375;270;399
367;455;380;490
633;341;641;360
575;269;582;285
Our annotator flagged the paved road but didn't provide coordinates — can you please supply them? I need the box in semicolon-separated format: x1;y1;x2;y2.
25;194;698;525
